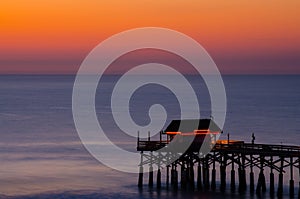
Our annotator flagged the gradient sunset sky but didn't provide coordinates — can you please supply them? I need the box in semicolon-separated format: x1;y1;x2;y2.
1;0;300;74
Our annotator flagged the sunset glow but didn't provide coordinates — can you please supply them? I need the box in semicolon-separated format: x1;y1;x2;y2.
1;0;300;74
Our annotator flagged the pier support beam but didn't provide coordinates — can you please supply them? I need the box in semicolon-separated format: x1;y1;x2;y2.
181;162;187;190
197;161;202;191
138;165;143;188
203;157;210;190
157;168;161;189
188;159;195;191
149;165;153;187
220;156;227;192
289;157;294;197
148;152;153;188
157;153;161;189
138;153;143;188
211;155;216;191
298;157;300;199
238;168;247;193
166;165;170;189
250;155;255;194
270;156;275;196
231;157;236;192
277;157;284;197
239;155;247;193
238;154;247;193
256;156;266;195
171;163;178;190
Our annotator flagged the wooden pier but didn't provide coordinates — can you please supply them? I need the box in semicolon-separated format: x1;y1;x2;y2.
137;119;300;198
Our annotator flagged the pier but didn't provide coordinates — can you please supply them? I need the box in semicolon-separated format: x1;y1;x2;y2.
137;119;300;198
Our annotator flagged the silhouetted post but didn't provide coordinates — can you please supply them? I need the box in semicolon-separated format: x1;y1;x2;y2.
203;157;210;190
250;155;255;194
231;156;236;192
197;161;202;191
277;157;284;197
156;152;161;189
256;156;266;195
298;157;300;199
237;155;242;193
241;155;247;192
181;162;187;190
261;157;267;193
238;154;246;193
137;131;140;149
171;163;178;190
138;152;144;188
211;154;216;191
166;165;170;189
289;157;294;197
157;168;161;189
149;152;153;187
159;131;162;143
188;159;195;191
174;165;178;190
220;156;227;192
270;156;275;196
166;152;170;189
206;159;210;190
227;133;230;145
171;164;175;186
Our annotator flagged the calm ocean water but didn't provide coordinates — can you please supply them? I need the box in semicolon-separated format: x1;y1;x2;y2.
0;75;299;198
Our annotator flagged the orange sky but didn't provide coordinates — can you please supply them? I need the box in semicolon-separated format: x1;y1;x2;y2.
1;0;300;74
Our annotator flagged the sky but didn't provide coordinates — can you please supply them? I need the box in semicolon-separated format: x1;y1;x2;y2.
1;0;300;74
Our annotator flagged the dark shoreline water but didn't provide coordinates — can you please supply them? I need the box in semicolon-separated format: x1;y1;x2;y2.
0;186;294;199
0;75;299;198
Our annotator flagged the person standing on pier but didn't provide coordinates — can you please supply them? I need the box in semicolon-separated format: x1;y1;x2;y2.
251;133;255;144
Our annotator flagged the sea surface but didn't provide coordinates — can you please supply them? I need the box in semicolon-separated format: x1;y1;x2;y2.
0;75;299;199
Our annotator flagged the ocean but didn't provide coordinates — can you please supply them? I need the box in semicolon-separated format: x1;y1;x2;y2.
0;75;299;198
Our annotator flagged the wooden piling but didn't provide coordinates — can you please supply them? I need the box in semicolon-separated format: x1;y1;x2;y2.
298;157;300;199
277;157;284;197
239;168;247;193
261;156;267;192
261;171;267;192
231;158;236;192
241;155;247;192
171;163;178;190
238;168;243;193
166;165;170;189
250;155;255;194
203;157;210;190
138;165;143;188
148;152;153;187
270;156;275;196
181;162;187;190
188;160;195;191
157;168;161;189
290;157;294;197
157;152;161;189
149;165;153;187
197;161;202;191
256;156;266;194
211;155;216;191
220;156;227;192
171;164;175;186
250;171;255;194
138;152;143;188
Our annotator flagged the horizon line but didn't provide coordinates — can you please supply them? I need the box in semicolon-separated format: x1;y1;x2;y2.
0;73;300;76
